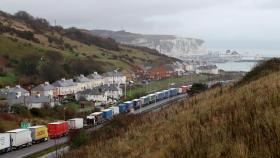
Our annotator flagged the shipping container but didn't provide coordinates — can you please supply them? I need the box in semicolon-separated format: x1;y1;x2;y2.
102;109;113;119
169;88;178;97
147;94;156;104
0;133;11;153
118;104;127;113
86;115;96;126
162;90;170;99
6;129;32;149
90;112;104;124
177;87;183;94
48;121;69;139
109;106;120;115
132;99;141;109
181;86;188;93
155;92;165;101
140;96;150;106
124;101;134;112
68;118;84;130
28;125;48;144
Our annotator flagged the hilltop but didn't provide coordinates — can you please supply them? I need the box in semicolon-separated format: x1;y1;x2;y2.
63;58;280;158
91;30;207;58
0;10;177;87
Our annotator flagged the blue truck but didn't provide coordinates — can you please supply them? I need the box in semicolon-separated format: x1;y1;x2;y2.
118;103;127;113
155;92;165;101
102;109;113;119
169;88;178;97
163;90;170;99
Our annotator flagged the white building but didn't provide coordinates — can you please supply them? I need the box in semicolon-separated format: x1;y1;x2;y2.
102;70;126;85
195;65;219;75
87;72;104;87
74;74;92;92
52;78;78;96
75;87;107;102
31;82;58;98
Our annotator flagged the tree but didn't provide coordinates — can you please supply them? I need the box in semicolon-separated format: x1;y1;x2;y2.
188;83;208;96
18;53;41;75
45;51;64;63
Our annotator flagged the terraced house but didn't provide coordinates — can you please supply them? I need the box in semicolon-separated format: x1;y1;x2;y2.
87;72;104;87
74;74;92;92
52;78;78;96
31;82;58;98
102;70;126;85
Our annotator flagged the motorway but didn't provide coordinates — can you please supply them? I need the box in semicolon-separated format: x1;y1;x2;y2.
0;93;188;158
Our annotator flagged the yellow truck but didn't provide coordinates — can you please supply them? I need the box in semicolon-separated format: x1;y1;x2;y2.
28;125;48;144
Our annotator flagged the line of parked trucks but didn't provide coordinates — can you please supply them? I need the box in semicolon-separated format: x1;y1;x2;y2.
0;85;191;154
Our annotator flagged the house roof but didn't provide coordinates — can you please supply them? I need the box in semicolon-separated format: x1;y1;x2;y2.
32;82;56;91
7;95;51;105
102;70;123;77
75;75;91;83
87;72;103;80
79;87;106;96
197;65;218;70
8;85;29;94
52;79;77;87
100;84;120;92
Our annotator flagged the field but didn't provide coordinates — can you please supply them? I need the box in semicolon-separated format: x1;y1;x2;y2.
125;75;207;100
62;59;280;158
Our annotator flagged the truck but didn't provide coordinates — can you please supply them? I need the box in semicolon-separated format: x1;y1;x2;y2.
147;94;156;104
155;92;164;101
86;115;96;126
181;85;188;93
28;125;48;144
132;99;141;109
169;88;178;97
177;87;183;94
124;101;134;112
102;109;113;120
0;133;11;153
48;121;69;139
118;104;127;113
6;129;32;149
90;112;104;124
68;118;84;130
140;96;150;106
109;106;120;115
162;90;170;99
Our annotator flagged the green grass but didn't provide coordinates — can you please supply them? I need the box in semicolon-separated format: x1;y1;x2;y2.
125;75;207;100
0;71;17;85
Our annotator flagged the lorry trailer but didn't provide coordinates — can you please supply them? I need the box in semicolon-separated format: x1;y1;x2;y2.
28;125;48;144
48;121;69;139
0;133;11;153
6;129;32;149
68;118;84;130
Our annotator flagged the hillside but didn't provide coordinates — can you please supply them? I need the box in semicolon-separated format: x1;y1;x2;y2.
0;10;177;87
91;30;207;58
64;58;280;158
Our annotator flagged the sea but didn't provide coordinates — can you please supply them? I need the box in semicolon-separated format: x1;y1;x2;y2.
210;49;280;72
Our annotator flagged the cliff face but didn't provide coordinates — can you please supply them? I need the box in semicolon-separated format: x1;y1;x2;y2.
91;30;207;58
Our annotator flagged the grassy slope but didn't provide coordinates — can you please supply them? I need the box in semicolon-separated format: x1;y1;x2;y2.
64;61;280;158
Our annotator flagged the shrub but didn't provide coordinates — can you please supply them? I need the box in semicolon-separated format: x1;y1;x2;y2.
30;108;44;117
10;104;29;116
188;83;208;96
69;129;90;149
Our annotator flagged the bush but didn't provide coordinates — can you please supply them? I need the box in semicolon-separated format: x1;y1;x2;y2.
10;104;29;116
30;108;44;117
188;83;208;96
69;129;90;149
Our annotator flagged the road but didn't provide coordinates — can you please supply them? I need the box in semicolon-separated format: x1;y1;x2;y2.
0;137;68;158
0;94;188;158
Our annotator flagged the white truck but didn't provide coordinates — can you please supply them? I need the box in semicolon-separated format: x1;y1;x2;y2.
68;118;84;129
6;129;32;149
109;106;120;115
0;133;11;153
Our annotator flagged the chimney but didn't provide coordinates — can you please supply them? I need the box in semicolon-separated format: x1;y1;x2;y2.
94;72;97;75
61;78;66;82
80;74;84;77
16;85;21;88
36;93;40;98
16;92;21;98
44;81;49;85
5;86;10;89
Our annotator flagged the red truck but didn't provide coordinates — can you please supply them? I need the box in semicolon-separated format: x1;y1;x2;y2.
48;121;69;139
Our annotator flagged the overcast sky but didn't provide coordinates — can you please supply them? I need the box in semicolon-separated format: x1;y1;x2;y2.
1;0;280;50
